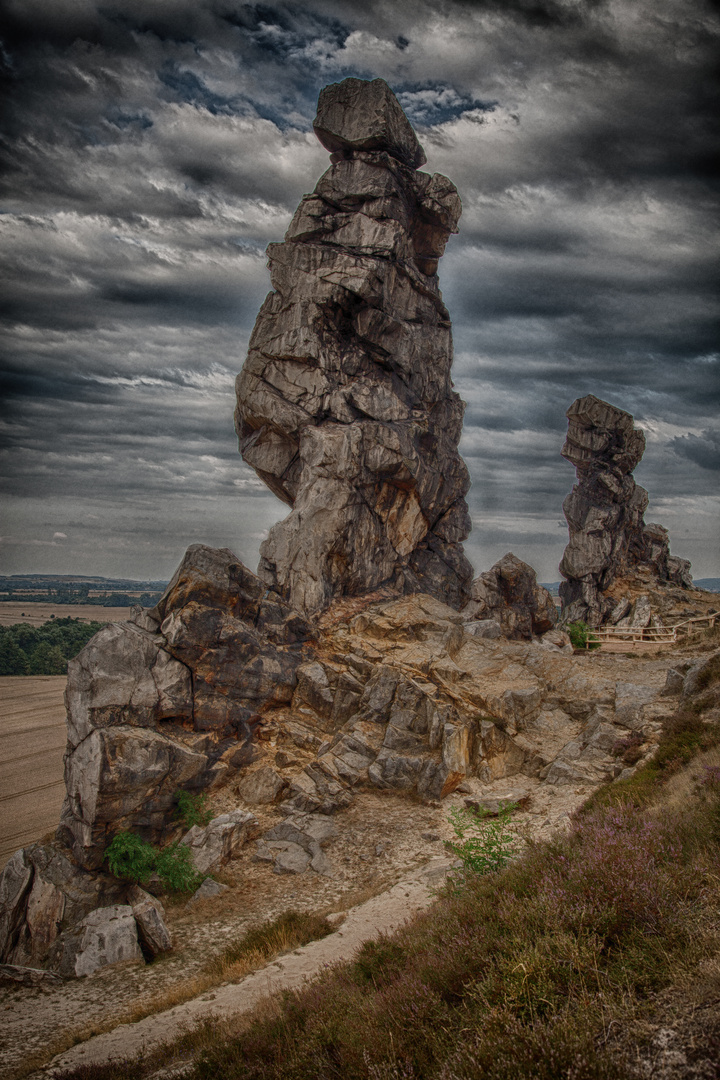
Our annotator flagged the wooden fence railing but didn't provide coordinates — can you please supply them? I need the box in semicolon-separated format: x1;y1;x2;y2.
585;610;718;647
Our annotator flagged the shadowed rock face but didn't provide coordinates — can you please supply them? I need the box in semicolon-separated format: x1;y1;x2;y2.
463;554;558;640
559;395;692;625
235;77;472;617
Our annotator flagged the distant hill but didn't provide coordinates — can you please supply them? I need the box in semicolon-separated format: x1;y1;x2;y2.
0;574;168;607
695;578;720;593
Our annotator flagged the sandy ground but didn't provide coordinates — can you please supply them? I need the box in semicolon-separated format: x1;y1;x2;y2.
0;604;132;627
0;677;67;869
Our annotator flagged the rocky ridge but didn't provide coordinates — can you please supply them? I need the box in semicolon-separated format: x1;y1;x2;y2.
235;77;473;616
6;540;715;980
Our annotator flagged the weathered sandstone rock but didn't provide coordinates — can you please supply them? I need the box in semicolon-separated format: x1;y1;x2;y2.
0;842;123;969
58;545;310;869
236;765;287;805
129;892;173;957
235;77;472;616
462;553;557;640
180;809;260;875
314;77;427;169
559;395;693;625
69;905;142;978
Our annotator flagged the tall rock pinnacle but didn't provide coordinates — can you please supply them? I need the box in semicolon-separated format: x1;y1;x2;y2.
235;77;472;617
559;395;692;625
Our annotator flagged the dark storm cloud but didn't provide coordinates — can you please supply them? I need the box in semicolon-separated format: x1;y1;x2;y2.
1;0;718;579
672;429;720;471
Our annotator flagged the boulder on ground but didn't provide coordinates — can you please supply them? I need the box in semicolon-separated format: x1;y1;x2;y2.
68;905;143;978
462;554;557;640
187;878;229;906
128;887;172;956
236;765;287;805
180;809;260;875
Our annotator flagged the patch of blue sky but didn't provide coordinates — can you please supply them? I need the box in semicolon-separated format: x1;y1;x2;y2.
396;84;498;127
106;111;153;131
158;63;243;116
221;3;350;57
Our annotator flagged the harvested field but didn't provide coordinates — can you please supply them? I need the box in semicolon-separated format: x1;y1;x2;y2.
0;602;131;627
0;675;67;869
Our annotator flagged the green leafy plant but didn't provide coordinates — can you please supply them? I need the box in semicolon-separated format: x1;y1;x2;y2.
174;788;212;829
446;801;520;875
565;620;600;650
105;832;203;894
105;831;156;885
154;841;203;894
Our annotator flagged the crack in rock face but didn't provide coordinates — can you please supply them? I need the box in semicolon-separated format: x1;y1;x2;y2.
235;76;473;617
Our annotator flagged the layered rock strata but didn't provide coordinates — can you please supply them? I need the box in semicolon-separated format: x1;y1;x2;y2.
58;544;310;870
559;395;693;625
235;77;472;616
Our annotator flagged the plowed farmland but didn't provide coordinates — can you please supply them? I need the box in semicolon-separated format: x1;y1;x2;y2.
0;675;67;868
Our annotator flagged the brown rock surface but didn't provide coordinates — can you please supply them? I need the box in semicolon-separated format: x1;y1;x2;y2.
235;77;472;616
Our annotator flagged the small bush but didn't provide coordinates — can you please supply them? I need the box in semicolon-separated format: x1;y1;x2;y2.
155;842;203;894
105;832;202;894
565;621;600;650
446;801;520;876
105;832;156;884
175;789;212;830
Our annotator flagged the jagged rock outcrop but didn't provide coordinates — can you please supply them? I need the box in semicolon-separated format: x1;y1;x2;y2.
235;77;472;616
558;395;693;625
242;590;677;810
58;544;311;870
461;553;557;640
0;842;125;970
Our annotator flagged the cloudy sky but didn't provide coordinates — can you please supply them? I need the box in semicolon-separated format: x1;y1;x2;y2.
1;0;718;583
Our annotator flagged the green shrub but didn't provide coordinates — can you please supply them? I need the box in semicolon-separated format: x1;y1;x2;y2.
154;842;203;894
565;621;600;650
446;801;520;876
175;789;212;830
105;831;202;894
105;832;156;885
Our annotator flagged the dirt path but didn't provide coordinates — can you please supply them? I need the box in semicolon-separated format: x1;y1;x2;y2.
0;677;67;868
40;859;450;1076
